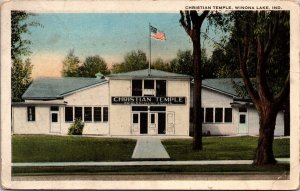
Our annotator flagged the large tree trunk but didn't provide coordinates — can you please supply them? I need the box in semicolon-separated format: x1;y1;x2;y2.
192;32;202;150
254;104;278;165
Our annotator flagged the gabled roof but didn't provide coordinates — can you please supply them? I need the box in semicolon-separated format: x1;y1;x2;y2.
201;78;246;98
108;69;191;79
22;77;107;100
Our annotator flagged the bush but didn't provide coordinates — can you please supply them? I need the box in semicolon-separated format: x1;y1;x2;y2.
68;118;84;135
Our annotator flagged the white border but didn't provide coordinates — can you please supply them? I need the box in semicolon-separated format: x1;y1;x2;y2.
1;0;299;190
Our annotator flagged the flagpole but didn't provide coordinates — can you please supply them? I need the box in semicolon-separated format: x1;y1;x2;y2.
148;23;151;76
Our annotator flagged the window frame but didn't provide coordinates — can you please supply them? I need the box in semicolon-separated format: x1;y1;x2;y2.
224;108;233;123
214;108;223;123
65;106;74;122
93;107;102;122
84;107;92;122
103;107;109;122
205;107;214;123
27;106;36;122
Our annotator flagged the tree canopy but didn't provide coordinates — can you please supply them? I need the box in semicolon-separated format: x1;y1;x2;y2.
79;55;110;77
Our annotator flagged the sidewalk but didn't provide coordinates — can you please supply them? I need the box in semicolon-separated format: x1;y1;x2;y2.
13;158;289;167
131;137;170;159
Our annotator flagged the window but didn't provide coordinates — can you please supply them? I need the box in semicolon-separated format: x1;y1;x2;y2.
225;108;232;123
156;80;166;97
52;113;58;122
132;80;142;96
65;107;73;122
27;106;35;121
205;108;213;123
132;106;148;111
50;106;59;111
201;108;204;123
133;114;139;123
144;80;154;89
240;114;246;124
94;107;101;122
103;107;108;122
144;80;155;96
215;108;223;123
84;107;92;122
149;106;165;111
151;114;155;124
75;107;82;120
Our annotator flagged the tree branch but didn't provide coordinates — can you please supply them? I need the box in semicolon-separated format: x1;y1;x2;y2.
239;23;259;105
179;11;192;37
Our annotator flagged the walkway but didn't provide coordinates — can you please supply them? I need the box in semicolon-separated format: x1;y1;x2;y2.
13;158;289;167
131;137;170;159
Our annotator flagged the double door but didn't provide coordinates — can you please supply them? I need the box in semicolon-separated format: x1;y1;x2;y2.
132;112;174;135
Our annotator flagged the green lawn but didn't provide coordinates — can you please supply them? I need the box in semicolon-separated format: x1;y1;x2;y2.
162;137;290;160
12;135;136;162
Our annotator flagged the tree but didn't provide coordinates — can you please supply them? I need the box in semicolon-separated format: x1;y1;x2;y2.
11;11;39;102
61;49;81;77
169;50;193;75
151;58;170;71
179;10;209;150
79;55;110;77
111;50;148;73
11;59;33;102
233;11;289;165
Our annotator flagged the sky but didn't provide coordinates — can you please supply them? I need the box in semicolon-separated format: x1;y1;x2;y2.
24;13;219;78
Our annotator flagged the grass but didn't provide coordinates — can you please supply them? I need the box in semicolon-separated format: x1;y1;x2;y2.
13;164;289;175
162;136;290;160
12;135;136;162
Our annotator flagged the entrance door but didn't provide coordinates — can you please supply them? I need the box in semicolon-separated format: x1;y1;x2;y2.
158;113;166;134
166;112;175;134
238;113;248;134
140;112;148;134
50;110;61;133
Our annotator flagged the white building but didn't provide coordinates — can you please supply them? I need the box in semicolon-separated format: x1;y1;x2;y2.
11;69;286;136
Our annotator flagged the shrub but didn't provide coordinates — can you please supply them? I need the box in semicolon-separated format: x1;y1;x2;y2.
68;118;84;135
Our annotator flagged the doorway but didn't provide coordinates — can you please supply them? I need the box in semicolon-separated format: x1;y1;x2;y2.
158;113;166;134
238;108;248;134
140;112;148;134
50;106;61;133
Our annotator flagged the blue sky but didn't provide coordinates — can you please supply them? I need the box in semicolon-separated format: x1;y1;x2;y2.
25;13;219;77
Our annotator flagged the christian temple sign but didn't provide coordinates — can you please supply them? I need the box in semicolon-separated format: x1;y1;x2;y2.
111;96;186;105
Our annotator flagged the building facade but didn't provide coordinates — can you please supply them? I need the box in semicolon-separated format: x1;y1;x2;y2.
11;70;286;136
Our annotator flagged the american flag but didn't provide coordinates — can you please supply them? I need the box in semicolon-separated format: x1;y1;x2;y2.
150;25;166;41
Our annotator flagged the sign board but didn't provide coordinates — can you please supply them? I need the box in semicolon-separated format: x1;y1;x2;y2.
112;96;186;105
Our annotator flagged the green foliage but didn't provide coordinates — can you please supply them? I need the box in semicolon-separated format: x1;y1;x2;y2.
11;58;33;102
11;11;39;102
61;49;81;77
151;58;170;71
111;50;148;73
79;55;110;77
169;50;193;76
68;118;84;135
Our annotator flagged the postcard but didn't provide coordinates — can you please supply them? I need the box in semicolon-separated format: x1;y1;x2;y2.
1;0;299;190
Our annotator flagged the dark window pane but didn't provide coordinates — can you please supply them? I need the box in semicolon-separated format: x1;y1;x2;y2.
94;107;101;122
144;80;154;89
149;106;165;111
205;108;213;123
65;107;73;122
132;80;142;96
151;114;155;123
201;108;204;123
240;115;246;124
75;107;82;120
50;106;59;111
84;107;92;122
225;108;232;122
239;107;247;112
132;106;148;111
215;108;223;123
103;107;108;122
52;113;58;122
27;106;35;121
156;80;166;97
133;114;138;123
